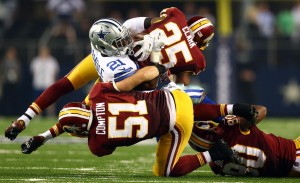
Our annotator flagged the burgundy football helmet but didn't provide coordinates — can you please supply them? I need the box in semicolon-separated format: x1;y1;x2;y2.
187;16;214;50
189;121;218;152
58;102;93;138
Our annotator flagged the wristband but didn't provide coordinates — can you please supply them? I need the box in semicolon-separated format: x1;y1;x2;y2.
155;64;167;75
144;17;152;29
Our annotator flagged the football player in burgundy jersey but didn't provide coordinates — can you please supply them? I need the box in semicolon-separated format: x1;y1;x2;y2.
6;7;256;155
4;7;214;141
4;18;165;141
189;115;300;177
21;79;240;177
124;7;259;123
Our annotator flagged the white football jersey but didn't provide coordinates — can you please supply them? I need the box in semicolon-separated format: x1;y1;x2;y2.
91;47;139;82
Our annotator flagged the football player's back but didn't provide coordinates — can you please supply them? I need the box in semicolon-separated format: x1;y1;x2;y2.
145;7;206;75
220;123;296;176
87;82;173;157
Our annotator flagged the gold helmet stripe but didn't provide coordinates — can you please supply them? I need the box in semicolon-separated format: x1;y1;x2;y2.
59;108;91;120
189;19;211;32
190;134;214;150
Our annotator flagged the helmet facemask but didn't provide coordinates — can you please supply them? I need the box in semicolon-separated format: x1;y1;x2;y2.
111;28;134;56
89;19;134;57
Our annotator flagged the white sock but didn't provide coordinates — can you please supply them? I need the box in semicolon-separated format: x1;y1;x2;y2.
202;151;212;163
38;130;53;142
18;108;38;127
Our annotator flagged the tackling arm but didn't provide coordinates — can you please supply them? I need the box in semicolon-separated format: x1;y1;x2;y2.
114;65;166;92
221;105;267;132
123;16;165;36
239;105;267;131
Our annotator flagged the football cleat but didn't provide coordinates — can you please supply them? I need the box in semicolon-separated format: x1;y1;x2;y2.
4;120;26;141
21;136;45;154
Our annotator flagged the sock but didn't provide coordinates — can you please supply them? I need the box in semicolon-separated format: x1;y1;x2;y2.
201;151;212;163
18;108;38;127
38;130;53;142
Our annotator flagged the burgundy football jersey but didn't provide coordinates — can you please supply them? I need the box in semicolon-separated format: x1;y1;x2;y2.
87;82;174;157
218;123;296;176
144;7;206;75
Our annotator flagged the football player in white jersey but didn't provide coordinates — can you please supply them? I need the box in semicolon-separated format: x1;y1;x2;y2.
5;8;213;140
4;17;166;141
5;8;255;142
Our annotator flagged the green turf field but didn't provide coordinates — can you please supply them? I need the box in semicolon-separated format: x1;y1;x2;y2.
1;117;300;182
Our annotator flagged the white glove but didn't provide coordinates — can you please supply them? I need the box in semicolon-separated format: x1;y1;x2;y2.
149;32;165;64
152;32;165;51
133;35;154;61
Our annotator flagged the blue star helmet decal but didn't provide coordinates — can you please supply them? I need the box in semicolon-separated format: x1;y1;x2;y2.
97;30;110;40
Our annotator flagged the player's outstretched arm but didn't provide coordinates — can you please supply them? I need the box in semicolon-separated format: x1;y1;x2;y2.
252;105;267;124
222;105;267;132
114;65;167;92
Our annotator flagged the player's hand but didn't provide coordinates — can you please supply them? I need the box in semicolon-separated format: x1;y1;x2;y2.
21;136;45;154
4;120;26;141
133;35;154;61
208;139;240;164
152;32;165;51
232;103;258;125
149;32;165;64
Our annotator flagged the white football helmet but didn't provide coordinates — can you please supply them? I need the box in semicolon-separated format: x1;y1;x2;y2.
89;18;134;57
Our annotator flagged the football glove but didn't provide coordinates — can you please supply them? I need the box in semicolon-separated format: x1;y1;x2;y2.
208;139;240;164
232;103;258;125
4;120;26;141
152;32;165;51
134;34;165;62
21;136;45;154
133;35;154;62
150;32;165;64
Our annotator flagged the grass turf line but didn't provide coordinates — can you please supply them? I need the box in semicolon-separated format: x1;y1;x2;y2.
0;117;300;182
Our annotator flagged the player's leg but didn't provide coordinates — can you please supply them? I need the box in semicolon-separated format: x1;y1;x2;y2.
289;138;300;177
152;90;194;176
4;54;98;140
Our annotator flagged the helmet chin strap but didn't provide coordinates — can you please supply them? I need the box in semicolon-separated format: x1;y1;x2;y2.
126;47;134;56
